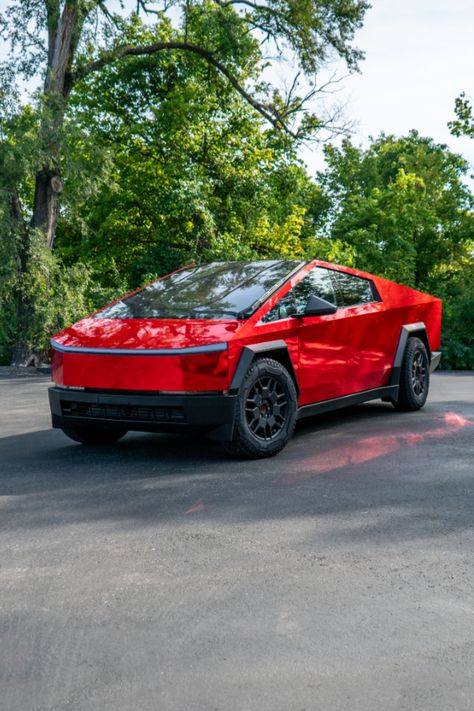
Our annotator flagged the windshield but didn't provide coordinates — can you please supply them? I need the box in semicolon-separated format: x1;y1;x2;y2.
96;260;305;320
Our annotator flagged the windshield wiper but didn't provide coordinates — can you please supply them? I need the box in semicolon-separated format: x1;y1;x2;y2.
188;308;240;318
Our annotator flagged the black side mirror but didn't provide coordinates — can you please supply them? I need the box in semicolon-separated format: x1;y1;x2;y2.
302;294;338;317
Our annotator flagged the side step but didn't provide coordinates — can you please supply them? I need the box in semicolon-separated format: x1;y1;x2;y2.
297;385;399;420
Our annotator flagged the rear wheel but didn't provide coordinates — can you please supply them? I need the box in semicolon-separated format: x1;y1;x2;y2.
223;358;298;458
394;336;430;411
61;427;127;445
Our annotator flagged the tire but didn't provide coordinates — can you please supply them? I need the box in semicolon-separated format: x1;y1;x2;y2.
61;426;127;445
393;336;430;411
223;357;298;459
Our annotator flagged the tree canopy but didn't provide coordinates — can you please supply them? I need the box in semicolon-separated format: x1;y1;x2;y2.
0;0;369;363
55;18;326;285
315;132;474;368
0;2;473;369
317;132;474;287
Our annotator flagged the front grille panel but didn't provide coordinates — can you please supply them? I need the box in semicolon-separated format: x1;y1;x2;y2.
61;401;186;423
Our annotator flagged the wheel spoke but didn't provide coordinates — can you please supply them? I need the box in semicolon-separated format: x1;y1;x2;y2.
245;373;288;441
246;405;260;418
411;349;427;395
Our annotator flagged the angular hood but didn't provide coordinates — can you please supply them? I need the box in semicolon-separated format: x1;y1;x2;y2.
52;317;243;353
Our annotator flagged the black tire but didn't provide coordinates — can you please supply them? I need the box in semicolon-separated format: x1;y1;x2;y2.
61;426;127;445
223;357;298;459
393;336;430;411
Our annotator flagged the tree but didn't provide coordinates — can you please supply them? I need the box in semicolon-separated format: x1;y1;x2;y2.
55;22;326;286
1;0;368;247
317;132;474;288
316;131;474;368
0;0;368;363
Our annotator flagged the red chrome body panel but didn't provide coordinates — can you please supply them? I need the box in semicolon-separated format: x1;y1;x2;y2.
52;317;239;391
50;260;442;406
51;348;229;392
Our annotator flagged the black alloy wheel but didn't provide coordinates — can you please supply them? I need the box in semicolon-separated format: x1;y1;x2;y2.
223;357;298;458
245;374;289;441
411;349;427;397
394;336;430;411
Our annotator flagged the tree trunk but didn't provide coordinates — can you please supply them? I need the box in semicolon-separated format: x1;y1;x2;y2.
31;170;63;250
31;2;78;248
12;3;79;365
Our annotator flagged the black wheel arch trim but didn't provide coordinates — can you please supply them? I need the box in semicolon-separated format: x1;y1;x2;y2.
229;340;299;395
389;322;437;390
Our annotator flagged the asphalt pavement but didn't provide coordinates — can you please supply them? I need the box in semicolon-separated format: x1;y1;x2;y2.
1;369;473;711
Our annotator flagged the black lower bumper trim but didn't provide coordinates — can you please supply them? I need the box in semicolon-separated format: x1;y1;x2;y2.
49;387;237;441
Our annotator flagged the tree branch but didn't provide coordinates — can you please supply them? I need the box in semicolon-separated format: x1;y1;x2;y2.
73;41;292;132
44;0;60;70
214;0;274;12
136;0;162;15
97;1;123;28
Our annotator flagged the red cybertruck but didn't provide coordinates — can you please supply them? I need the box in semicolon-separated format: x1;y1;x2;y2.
49;260;442;458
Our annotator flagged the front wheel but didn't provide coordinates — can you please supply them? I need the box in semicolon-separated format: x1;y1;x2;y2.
393;336;430;411
61;426;127;445
223;358;298;459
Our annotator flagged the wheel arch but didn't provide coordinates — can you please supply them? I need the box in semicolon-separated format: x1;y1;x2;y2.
229;340;299;396
389;322;431;388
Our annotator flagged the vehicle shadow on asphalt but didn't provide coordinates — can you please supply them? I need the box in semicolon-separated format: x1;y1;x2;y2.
1;400;473;541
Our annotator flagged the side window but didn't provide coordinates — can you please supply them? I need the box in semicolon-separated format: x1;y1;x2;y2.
261;267;337;323
260;291;298;323
330;271;377;307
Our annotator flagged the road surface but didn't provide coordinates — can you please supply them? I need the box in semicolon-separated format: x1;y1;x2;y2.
1;369;473;711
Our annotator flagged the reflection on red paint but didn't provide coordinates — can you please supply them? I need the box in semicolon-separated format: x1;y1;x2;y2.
185;499;205;514
277;411;473;485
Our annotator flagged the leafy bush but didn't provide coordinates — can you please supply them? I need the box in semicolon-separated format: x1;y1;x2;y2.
439;281;474;370
0;230;126;365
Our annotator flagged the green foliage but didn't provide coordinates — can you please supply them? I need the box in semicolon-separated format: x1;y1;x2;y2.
442;283;474;370
304;235;356;266
206;204;307;261
55;19;325;286
0;225;17;365
449;93;474;139
0;0;370;363
319;132;474;288
1;0;369;141
428;260;474;370
0;229;127;364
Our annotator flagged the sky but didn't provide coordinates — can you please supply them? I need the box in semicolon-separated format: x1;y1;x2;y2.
299;0;474;178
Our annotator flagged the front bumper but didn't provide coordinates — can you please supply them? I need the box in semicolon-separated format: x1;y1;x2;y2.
49;387;237;441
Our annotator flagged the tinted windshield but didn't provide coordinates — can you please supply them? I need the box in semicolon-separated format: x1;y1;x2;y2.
96;261;304;320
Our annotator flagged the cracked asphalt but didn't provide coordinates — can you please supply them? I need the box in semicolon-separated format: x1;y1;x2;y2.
1;369;473;711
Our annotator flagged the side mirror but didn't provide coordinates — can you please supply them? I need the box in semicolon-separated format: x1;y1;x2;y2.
303;294;338;317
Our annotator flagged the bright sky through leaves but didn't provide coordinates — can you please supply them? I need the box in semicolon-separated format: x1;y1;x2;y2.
301;0;474;179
